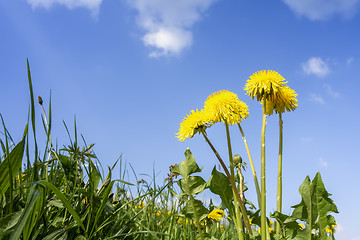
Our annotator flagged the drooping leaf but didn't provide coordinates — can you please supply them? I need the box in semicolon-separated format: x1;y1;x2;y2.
171;148;201;178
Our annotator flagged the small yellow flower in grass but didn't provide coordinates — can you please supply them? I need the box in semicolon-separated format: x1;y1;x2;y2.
298;223;304;229
258;227;274;234
326;222;337;234
269;220;274;227
263;85;298;115
245;70;287;102
207;209;225;221
135;202;145;209
204;90;249;125
176;109;210;142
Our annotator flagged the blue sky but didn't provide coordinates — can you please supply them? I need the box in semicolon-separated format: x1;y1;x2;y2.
1;0;360;239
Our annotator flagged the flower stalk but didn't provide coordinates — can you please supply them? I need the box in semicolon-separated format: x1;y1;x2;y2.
190;194;205;240
201;130;253;235
225;122;244;240
260;99;268;240
276;112;283;234
237;123;261;208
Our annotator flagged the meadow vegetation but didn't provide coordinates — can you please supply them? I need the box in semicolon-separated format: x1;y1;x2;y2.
0;61;338;239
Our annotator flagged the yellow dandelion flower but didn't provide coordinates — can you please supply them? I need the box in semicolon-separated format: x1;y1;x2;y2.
156;210;161;216
176;109;210;142
245;70;287;102
326;222;337;234
269;220;274;227
263;85;298;115
204;90;249;125
207;209;225;222
298;223;304;229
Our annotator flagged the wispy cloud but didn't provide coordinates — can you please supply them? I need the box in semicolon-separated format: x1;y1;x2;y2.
319;157;328;167
302;57;330;77
310;93;325;104
26;0;103;16
323;84;340;98
347;57;355;64
282;0;359;20
129;0;217;58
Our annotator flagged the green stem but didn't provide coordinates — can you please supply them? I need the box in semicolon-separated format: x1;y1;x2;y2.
261;100;267;240
190;195;205;240
201;130;253;235
238;123;261;208
276;113;283;234
225;123;244;240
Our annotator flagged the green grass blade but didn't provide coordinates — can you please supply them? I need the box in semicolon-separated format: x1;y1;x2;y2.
37;180;86;231
27;59;38;181
10;185;41;240
0;128;27;197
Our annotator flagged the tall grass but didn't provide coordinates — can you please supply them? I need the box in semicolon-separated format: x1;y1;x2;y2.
0;61;338;240
0;61;239;240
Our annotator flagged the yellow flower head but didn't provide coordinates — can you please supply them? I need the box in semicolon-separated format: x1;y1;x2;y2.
245;70;287;102
263;85;298;115
207;209;225;221
326;222;337;234
176;109;210;142
204;90;249;125
298;223;304;229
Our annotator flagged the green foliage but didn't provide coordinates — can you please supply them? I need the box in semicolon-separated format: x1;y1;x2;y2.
271;172;338;239
0;61;338;240
206;167;233;211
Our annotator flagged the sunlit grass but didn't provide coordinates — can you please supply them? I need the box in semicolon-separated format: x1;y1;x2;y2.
0;61;338;240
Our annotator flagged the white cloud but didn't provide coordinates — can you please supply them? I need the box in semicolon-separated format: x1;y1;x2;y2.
143;27;192;58
283;0;359;20
335;224;360;240
129;0;217;57
302;57;330;77
26;0;103;16
319;157;328;167
310;93;325;104
323;84;340;98
347;57;355;64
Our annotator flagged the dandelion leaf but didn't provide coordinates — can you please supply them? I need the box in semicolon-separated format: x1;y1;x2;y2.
206;167;233;210
182;199;208;220
171;148;201;178
178;176;206;196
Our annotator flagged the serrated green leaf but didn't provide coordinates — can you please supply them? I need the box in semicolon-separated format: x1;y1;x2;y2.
171;148;201;178
182;199;208;220
206;167;233;211
312;172;339;238
178;176;206;196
